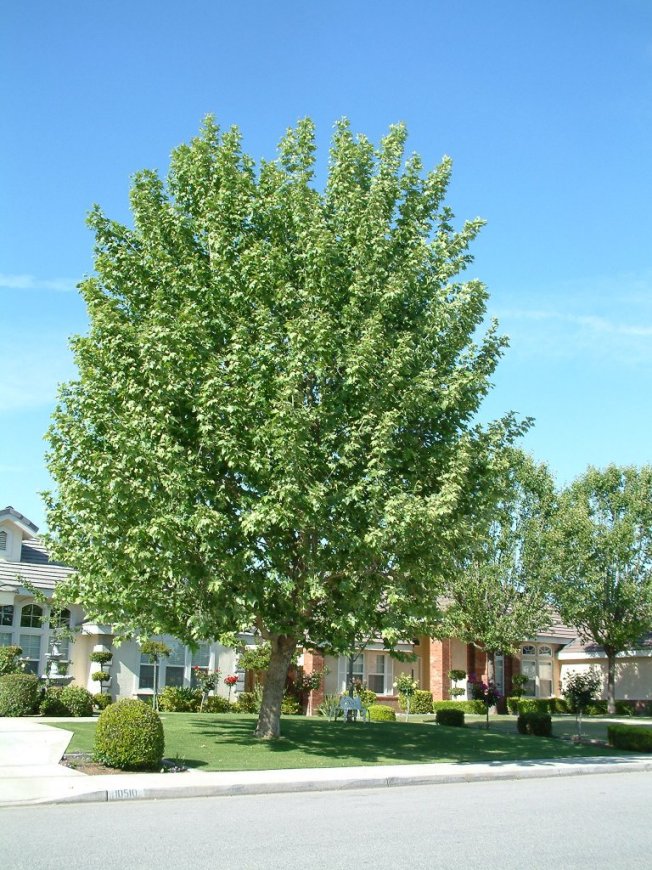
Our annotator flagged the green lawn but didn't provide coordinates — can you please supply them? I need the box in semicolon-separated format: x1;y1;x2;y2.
51;712;638;772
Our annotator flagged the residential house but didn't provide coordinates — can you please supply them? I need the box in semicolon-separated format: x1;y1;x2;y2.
2;504;651;711
0;506;241;700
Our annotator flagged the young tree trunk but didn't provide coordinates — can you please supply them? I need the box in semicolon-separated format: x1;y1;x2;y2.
606;650;616;715
254;634;297;739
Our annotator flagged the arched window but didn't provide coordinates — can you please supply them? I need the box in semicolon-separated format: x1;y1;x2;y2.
0;530;7;550
20;604;43;628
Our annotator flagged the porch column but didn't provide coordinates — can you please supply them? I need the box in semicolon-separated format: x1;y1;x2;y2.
429;639;452;700
303;649;325;716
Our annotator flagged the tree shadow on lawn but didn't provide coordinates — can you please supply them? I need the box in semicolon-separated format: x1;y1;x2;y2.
177;715;624;770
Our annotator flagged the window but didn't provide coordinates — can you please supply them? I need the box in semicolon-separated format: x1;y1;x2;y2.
367;654;387;695
139;651;155;690
190;644;211;688
0;530;6;550
0;605;14;626
0;632;14;647
19;634;41;674
165;639;186;687
520;644;554;698
338;654;364;692
20;604;43;628
138;637;212;691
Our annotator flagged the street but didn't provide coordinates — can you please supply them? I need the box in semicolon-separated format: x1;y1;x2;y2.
1;771;650;869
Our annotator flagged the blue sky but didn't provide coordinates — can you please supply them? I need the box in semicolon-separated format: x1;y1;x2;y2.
1;1;651;529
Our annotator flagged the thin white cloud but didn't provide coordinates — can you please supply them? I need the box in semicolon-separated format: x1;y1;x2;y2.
0;273;76;293
0;334;76;414
500;308;652;338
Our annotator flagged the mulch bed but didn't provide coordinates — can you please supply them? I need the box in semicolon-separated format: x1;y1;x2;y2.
61;753;187;776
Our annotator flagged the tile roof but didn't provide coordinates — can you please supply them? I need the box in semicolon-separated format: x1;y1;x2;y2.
561;633;652;655
0;506;39;534
0;538;73;592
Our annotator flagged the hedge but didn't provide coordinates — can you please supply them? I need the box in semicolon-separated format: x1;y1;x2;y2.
608;724;652;753
368;704;396;722
517;712;552;737
436;708;464;727
432;700;486;715
398;690;433;714
0;673;40;716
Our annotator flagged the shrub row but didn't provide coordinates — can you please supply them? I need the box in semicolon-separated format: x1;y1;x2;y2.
398;690;434;714
507;697;652;716
517;712;552;737
0;673;40;716
432;700;486;715
608;724;652;753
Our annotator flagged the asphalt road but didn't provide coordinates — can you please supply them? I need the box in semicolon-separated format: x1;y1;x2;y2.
2;771;650;869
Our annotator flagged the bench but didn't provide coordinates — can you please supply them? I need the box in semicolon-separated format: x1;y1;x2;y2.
338;695;368;722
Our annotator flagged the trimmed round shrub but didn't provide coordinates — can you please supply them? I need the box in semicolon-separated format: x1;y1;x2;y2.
94;692;113;710
201;695;235;713
158;685;201;712
94;699;164;770
89;651;113;665
517;712;552;737
368;704;396;722
40;685;68;716
398;689;433;714
60;684;94;717
436;708;465;727
0;672;40;716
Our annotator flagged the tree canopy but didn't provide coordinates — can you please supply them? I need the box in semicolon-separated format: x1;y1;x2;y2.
440;449;554;677
548;465;652;713
46;117;524;736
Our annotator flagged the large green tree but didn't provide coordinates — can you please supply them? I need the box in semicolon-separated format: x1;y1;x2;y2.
440;449;554;684
46;117;524;737
548;465;652;714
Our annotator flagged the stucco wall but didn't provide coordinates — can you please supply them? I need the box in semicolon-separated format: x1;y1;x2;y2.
560;656;652;701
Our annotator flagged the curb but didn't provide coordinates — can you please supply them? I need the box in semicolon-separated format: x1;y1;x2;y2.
9;757;652;807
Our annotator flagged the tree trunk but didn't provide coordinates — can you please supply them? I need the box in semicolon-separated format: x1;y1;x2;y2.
254;634;297;739
486;650;495;685
606;650;616;715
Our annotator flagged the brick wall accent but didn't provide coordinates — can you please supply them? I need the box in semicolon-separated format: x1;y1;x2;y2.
466;645;487;683
429;638;452;700
303;649;326;716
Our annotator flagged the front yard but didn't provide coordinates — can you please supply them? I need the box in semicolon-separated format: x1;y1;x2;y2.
51;712;640;772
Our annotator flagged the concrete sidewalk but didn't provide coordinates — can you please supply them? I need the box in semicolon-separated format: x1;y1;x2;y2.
1;717;651;807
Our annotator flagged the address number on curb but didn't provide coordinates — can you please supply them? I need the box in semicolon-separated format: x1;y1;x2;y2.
108;788;144;801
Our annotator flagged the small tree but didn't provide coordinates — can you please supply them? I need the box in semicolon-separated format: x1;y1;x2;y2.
468;674;501;729
192;667;220;711
394;673;418;720
562;669;601;740
139;640;170;711
448;668;466;699
548;466;652;714
441;450;555;683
